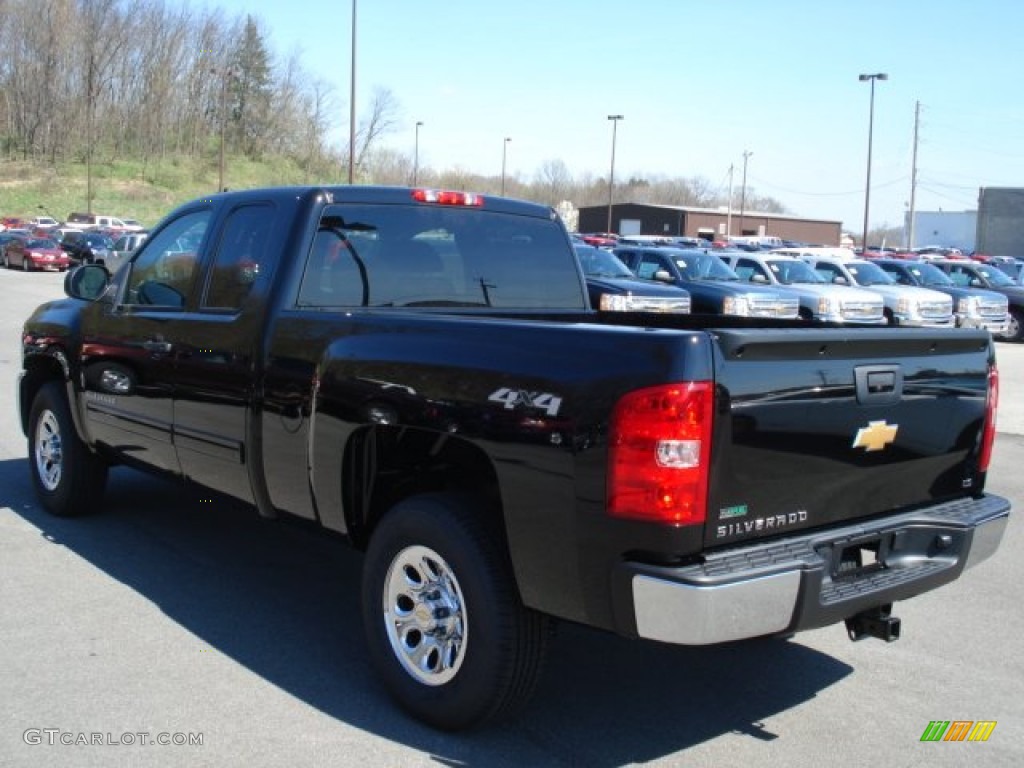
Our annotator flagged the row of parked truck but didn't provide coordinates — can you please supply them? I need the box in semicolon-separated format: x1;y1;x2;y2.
575;240;1021;341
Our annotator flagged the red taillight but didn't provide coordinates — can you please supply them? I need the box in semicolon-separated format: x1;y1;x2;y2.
607;381;713;525
978;364;999;473
411;188;484;206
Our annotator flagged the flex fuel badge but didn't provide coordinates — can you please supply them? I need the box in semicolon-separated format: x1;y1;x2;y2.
719;504;748;520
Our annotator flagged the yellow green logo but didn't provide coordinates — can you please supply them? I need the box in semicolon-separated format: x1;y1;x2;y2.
920;720;996;742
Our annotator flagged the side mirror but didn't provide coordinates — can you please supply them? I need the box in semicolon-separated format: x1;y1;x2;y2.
832;275;849;285
751;273;769;284
64;264;111;300
653;269;674;283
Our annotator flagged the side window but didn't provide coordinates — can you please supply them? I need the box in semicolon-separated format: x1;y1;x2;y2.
734;259;758;281
203;203;276;310
125;210;210;308
948;268;969;287
815;263;842;282
635;255;661;280
297;228;368;307
886;268;911;285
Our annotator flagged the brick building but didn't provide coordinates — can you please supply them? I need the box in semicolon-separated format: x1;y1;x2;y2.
577;202;842;246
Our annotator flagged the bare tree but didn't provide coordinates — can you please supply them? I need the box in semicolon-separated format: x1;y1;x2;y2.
533;159;572;207
351;87;399;178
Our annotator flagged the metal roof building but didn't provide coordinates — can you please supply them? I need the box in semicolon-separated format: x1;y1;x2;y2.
577;202;842;245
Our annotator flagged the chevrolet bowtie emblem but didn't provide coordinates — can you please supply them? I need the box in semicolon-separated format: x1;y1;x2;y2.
852;420;899;452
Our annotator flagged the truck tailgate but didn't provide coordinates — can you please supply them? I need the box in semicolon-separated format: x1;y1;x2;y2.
706;327;995;548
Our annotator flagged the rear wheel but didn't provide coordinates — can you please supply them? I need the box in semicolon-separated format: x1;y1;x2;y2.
361;493;550;730
28;381;108;517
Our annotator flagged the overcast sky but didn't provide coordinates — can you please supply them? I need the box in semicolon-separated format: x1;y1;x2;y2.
189;0;1024;232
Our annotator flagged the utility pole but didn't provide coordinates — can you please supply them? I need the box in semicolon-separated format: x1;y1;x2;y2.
348;0;357;184
217;68;234;192
501;137;511;195
908;100;920;251
413;121;423;185
726;163;734;238
739;150;752;235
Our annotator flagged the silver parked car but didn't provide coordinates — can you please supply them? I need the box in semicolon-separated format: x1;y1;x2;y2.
108;231;148;272
798;254;955;327
721;251;886;324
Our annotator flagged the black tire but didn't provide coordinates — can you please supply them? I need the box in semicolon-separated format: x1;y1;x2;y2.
22;257;31;272
28;381;108;517
2;252;9;268
361;493;550;730
1004;308;1024;342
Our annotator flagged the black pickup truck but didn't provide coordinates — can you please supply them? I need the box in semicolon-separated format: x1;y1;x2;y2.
19;186;1009;730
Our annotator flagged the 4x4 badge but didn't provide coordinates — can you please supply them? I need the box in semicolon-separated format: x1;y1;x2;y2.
852;420;898;452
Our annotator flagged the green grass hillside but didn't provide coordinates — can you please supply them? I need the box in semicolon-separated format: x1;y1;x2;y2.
0;153;343;229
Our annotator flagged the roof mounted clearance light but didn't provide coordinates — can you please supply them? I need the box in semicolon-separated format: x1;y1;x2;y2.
412;189;484;206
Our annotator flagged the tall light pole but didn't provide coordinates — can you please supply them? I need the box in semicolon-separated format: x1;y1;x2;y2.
413;121;423;185
501;137;511;195
739;150;752;235
859;72;888;251
348;0;357;184
606;114;623;234
217;67;235;192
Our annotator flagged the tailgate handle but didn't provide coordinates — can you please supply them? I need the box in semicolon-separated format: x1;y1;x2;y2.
855;365;903;405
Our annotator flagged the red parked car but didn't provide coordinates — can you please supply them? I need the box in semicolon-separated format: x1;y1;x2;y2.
2;234;70;271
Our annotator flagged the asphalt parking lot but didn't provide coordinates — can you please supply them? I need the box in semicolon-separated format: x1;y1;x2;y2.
1;267;1021;767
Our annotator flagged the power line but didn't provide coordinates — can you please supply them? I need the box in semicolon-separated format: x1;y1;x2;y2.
748;174;907;198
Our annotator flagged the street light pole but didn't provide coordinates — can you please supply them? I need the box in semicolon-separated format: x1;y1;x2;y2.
348;0;357;184
217;67;234;192
606;114;623;234
859;72;888;251
413;121;423;185
739;150;752;235
501;137;511;195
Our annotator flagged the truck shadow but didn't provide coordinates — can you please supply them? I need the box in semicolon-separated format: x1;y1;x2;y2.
1;458;852;766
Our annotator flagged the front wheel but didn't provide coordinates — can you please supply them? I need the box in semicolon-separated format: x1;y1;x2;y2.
28;381;108;516
1002;308;1023;342
361;493;550;730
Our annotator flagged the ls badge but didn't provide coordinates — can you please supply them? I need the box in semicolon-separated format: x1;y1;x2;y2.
852;420;898;452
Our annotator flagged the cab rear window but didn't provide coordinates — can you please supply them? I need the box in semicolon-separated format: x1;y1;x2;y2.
297;204;584;310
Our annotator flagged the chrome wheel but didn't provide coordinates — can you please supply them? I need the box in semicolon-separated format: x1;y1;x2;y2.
382;544;466;686
34;409;63;492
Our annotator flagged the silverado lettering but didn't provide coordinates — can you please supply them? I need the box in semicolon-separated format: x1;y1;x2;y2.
18;186;1009;731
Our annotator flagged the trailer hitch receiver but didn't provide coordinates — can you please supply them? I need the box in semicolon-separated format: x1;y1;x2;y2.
845;604;901;642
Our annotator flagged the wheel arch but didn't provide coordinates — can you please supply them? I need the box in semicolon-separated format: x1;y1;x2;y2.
341;425;503;552
19;350;75;437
